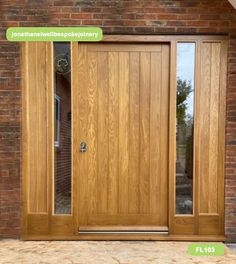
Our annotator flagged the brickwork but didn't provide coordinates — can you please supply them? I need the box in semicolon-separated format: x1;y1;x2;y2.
0;0;236;241
55;74;71;201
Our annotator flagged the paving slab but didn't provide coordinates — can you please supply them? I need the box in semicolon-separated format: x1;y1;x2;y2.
0;240;236;264
227;243;236;255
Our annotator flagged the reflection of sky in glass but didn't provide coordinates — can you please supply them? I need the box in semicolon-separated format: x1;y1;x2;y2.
177;43;195;117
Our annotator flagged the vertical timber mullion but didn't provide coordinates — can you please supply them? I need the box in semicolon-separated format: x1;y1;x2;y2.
168;40;176;234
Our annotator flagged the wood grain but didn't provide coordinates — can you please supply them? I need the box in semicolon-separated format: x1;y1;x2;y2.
97;52;109;214
199;42;211;214
87;51;98;216
196;40;227;235
118;52;130;214
150;52;161;216
22;42;53;235
168;40;177;233
27;42;48;213
21;36;228;240
218;40;227;234
199;42;220;214
129;52;140;214
102;35;228;43
108;52;119;215
77;43;169;228
139;52;151;214
160;45;169;225
23;234;226;241
79;226;168;231
72;41;79;233
77;44;88;225
208;43;220;213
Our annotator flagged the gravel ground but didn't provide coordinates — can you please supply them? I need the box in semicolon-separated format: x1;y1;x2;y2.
0;240;236;264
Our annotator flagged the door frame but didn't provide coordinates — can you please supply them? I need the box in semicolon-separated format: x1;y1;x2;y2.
22;35;228;241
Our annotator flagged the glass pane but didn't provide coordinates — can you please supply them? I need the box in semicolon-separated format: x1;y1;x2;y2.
54;42;71;214
176;43;195;215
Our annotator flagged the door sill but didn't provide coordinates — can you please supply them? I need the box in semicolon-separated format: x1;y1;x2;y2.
78;225;168;234
78;231;169;235
22;234;225;241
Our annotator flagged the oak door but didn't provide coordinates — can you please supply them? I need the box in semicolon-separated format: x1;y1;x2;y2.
74;43;170;231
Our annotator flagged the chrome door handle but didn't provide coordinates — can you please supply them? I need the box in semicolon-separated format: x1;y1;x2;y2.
80;142;87;153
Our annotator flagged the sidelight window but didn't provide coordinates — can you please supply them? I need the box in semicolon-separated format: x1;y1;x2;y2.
54;42;72;215
175;42;195;215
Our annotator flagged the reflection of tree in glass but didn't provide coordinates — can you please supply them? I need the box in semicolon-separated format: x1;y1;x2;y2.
177;78;192;124
177;78;194;180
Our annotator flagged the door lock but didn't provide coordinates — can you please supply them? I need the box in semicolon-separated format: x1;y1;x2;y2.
80;142;87;153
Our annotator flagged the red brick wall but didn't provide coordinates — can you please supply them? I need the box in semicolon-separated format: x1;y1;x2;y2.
0;0;236;241
55;74;71;200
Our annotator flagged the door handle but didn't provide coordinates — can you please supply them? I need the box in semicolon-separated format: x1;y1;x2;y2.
80;141;87;153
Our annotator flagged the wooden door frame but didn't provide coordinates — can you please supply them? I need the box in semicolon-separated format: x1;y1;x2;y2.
22;35;228;241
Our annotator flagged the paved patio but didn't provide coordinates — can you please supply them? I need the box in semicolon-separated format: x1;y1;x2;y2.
0;240;236;264
227;243;236;255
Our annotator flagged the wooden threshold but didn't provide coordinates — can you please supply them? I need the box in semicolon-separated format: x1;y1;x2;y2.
78;226;168;232
22;234;225;241
78;226;169;235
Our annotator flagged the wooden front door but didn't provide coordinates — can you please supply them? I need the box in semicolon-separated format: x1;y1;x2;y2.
74;43;170;232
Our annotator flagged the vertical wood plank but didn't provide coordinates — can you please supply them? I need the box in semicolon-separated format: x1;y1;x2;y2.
118;52;129;214
208;43;221;213
218;40;227;233
22;42;28;232
77;44;88;225
28;42;47;213
37;42;47;213
46;42;53;232
72;42;79;232
28;42;37;212
129;52;140;214
194;40;201;235
160;45;170;224
108;52;119;215
199;43;211;214
169;41;176;233
97;52;109;214
150;52;161;215
87;51;98;216
139;52;151;214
